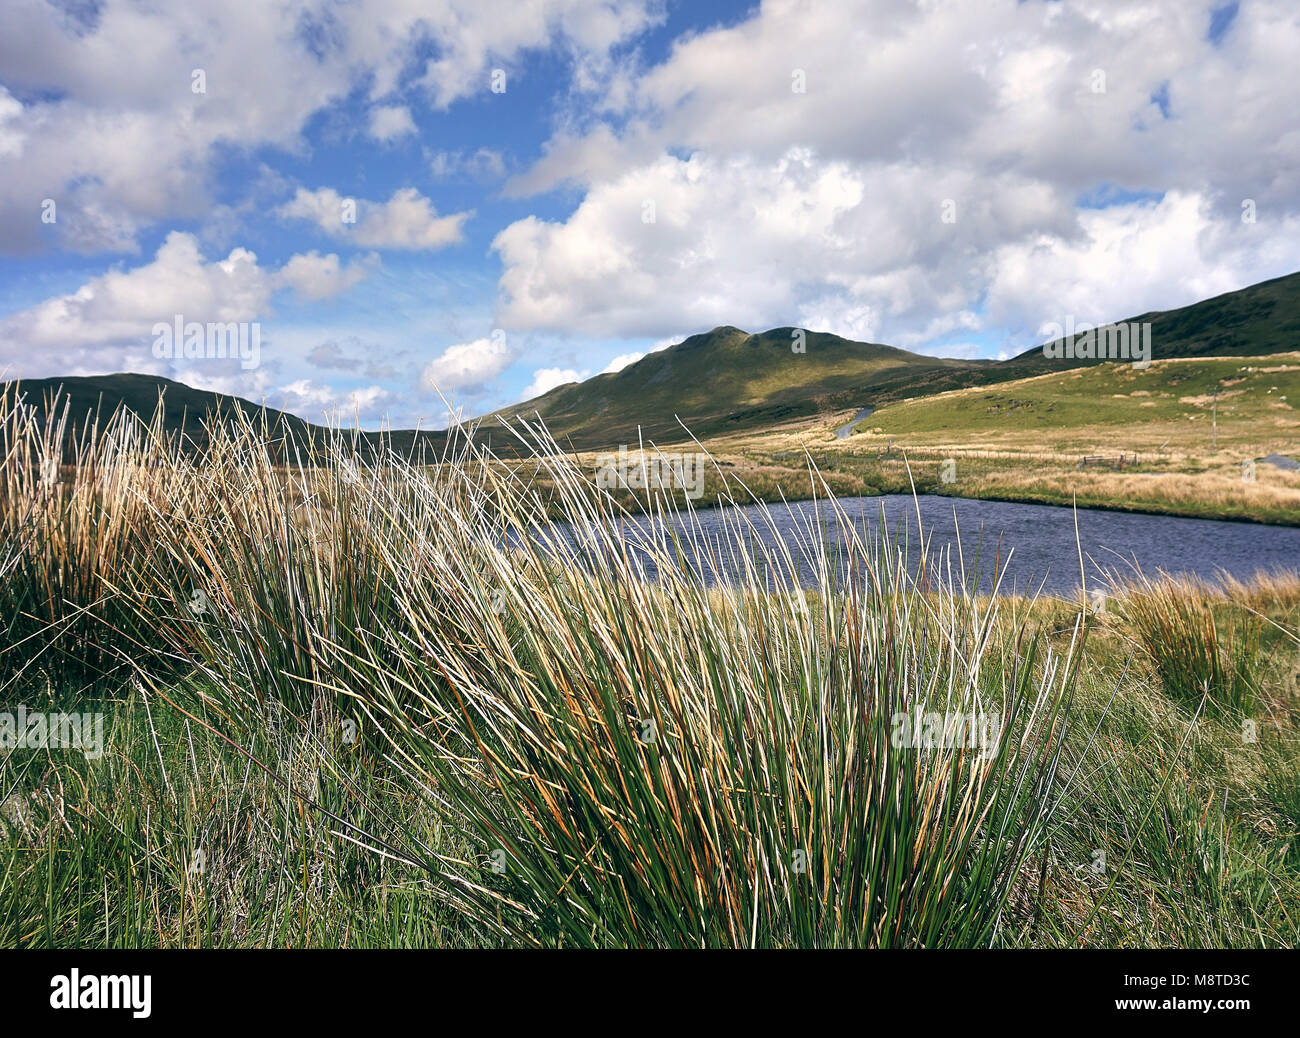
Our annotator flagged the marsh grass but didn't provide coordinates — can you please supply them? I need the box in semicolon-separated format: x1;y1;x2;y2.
1113;571;1263;715
122;411;1080;947
0;389;175;685
2;389;1298;948
0;683;468;947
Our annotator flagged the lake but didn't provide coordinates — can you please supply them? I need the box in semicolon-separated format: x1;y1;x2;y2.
601;494;1300;598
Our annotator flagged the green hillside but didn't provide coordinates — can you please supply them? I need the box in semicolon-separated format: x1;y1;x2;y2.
867;354;1300;442
489;326;1006;448
1011;269;1300;363
2;373;311;444
7;269;1299;455
492;270;1300;449
0;373;450;458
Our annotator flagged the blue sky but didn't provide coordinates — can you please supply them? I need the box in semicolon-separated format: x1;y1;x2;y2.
1;0;1297;428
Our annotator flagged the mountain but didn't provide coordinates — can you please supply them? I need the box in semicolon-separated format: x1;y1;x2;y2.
2;372;311;444
487;327;1005;447
491;270;1300;448
6;270;1298;454
1010;269;1300;363
0;373;449;457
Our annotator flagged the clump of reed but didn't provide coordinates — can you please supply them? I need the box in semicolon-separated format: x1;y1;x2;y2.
22;390;1298;947
0;387;183;687
1111;570;1261;716
131;410;1082;948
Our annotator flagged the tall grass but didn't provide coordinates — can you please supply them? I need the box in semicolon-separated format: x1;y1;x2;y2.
1113;571;1262;715
0;683;467;947
113;408;1081;947
5;388;1297;947
0;387;180;687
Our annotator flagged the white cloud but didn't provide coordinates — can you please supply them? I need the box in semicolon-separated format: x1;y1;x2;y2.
276;251;374;301
794;304;877;345
429;148;506;180
279;187;471;251
415;0;661;108
494;143;1073;344
0;0;656;254
420;335;512;394
522;366;588;399
495;149;872;337
0;87;24;159
0;233;388;378
0;232;272;376
601;351;643;373
368;105;416;142
987;191;1300;338
270;379;396;422
493;0;1300;351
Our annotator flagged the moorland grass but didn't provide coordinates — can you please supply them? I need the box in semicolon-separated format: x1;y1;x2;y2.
1;391;1298;947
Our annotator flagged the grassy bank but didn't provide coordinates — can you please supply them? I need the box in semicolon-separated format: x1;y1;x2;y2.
2;394;1299;947
615;353;1299;525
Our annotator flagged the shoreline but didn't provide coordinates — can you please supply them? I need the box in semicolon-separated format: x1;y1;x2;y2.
671;479;1300;529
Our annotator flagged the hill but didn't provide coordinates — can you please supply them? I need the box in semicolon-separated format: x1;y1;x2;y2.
1011;269;1300;364
488;327;1005;448
5;270;1298;454
491;270;1300;449
0;373;450;457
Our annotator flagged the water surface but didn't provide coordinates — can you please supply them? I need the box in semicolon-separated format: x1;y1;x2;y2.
604;494;1300;597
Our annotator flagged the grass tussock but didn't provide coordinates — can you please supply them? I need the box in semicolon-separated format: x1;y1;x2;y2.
1112;571;1263;716
2;387;1299;948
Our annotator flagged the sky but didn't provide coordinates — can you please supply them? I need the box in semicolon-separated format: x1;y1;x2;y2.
0;0;1297;429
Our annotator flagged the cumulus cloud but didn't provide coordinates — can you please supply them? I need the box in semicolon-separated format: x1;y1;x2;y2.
0;233;385;379
279;187;471;251
420;335;512;395
521;366;587;399
601;351;644;373
986;191;1300;336
429;148;507;180
0;87;25;159
0;232;273;376
269;379;397;422
495;149;872;337
0;0;659;254
368;105;417;142
276;251;375;301
494;0;1300;350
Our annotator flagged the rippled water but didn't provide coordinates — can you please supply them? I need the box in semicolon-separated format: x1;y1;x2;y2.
600;494;1300;598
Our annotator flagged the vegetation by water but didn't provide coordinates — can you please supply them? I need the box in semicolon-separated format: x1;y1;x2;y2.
2;393;1299;948
663;352;1300;526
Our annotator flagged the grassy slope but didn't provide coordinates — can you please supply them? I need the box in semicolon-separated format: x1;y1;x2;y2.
1;373;459;457
2;372;313;445
6;270;1300;457
864;353;1300;444
487;326;998;447
489;270;1300;450
679;353;1297;525
1010;267;1300;363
